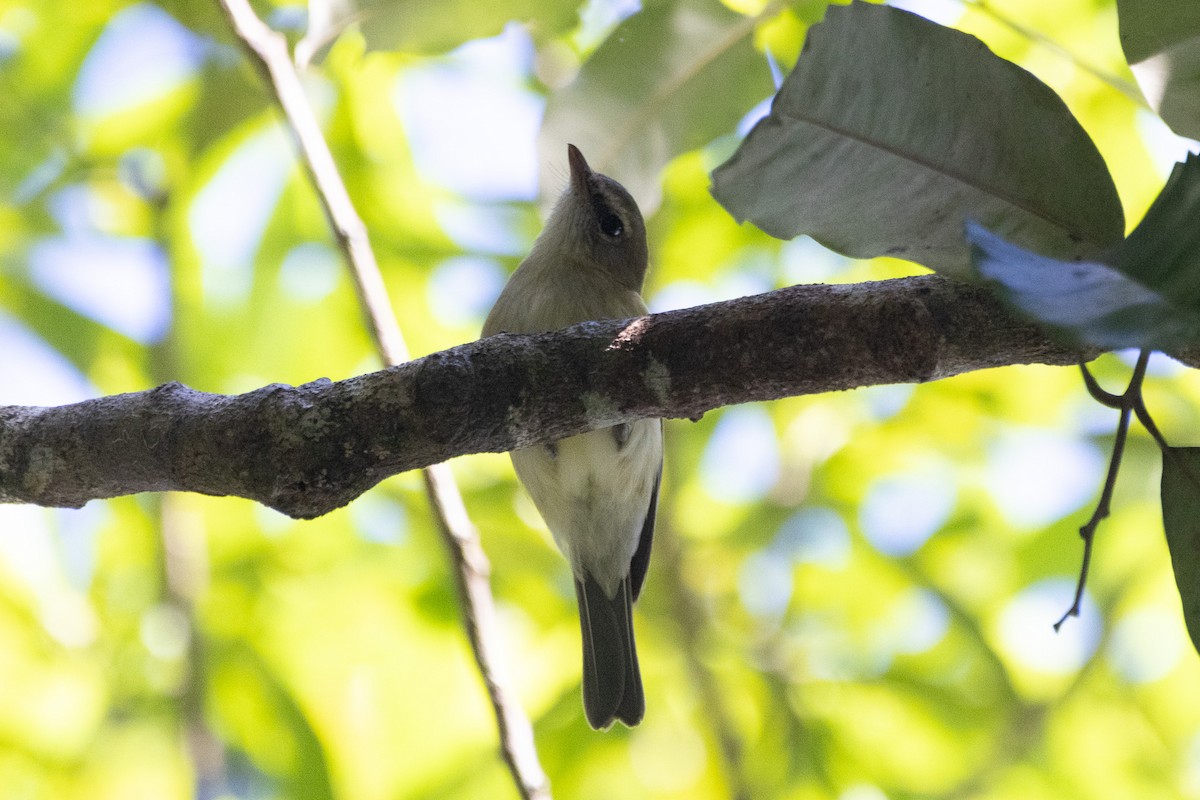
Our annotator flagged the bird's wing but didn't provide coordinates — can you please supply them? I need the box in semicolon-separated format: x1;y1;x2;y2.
628;456;661;603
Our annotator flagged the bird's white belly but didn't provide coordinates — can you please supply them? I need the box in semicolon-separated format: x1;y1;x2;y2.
511;420;660;597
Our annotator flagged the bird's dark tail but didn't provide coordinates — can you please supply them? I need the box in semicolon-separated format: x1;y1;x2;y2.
575;572;643;730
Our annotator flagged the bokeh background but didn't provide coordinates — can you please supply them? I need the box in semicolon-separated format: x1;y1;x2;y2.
2;0;1200;797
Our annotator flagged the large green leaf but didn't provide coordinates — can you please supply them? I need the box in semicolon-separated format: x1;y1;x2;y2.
538;0;776;210
710;1;1124;279
1111;153;1200;307
1117;0;1200;140
1161;447;1200;657
970;153;1200;350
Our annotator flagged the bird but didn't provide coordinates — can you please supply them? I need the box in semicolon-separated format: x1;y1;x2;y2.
483;144;662;729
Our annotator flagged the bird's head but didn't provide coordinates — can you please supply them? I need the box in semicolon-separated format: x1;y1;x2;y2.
539;144;649;292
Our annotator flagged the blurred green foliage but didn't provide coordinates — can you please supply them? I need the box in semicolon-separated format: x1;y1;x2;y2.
1;0;1199;799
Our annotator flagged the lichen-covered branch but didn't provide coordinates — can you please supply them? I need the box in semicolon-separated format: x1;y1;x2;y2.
0;275;1084;518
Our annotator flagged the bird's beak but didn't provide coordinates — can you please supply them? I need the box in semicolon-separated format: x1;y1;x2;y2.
567;143;592;198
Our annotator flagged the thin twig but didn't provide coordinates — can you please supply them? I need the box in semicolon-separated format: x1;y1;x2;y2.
1132;398;1172;455
1077;361;1123;408
1055;351;1152;630
212;2;549;797
1053;400;1131;630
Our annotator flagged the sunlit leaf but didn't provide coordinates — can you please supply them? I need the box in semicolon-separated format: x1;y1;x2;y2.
1161;447;1200;656
210;644;336;800
187;62;268;156
1117;0;1200;140
538;0;776;210
710;1;1124;278
970;154;1200;349
300;0;583;60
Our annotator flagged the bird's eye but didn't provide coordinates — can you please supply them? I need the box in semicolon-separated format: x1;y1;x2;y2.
599;213;624;238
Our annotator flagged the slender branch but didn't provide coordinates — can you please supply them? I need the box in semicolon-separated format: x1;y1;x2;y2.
421;467;546;791
1055;351;1153;629
1053;401;1132;630
212;2;549;796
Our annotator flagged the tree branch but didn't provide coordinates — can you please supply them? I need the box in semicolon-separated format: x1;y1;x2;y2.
0;275;1085;517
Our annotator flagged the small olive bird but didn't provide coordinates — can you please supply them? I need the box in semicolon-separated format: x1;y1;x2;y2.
483;144;661;729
